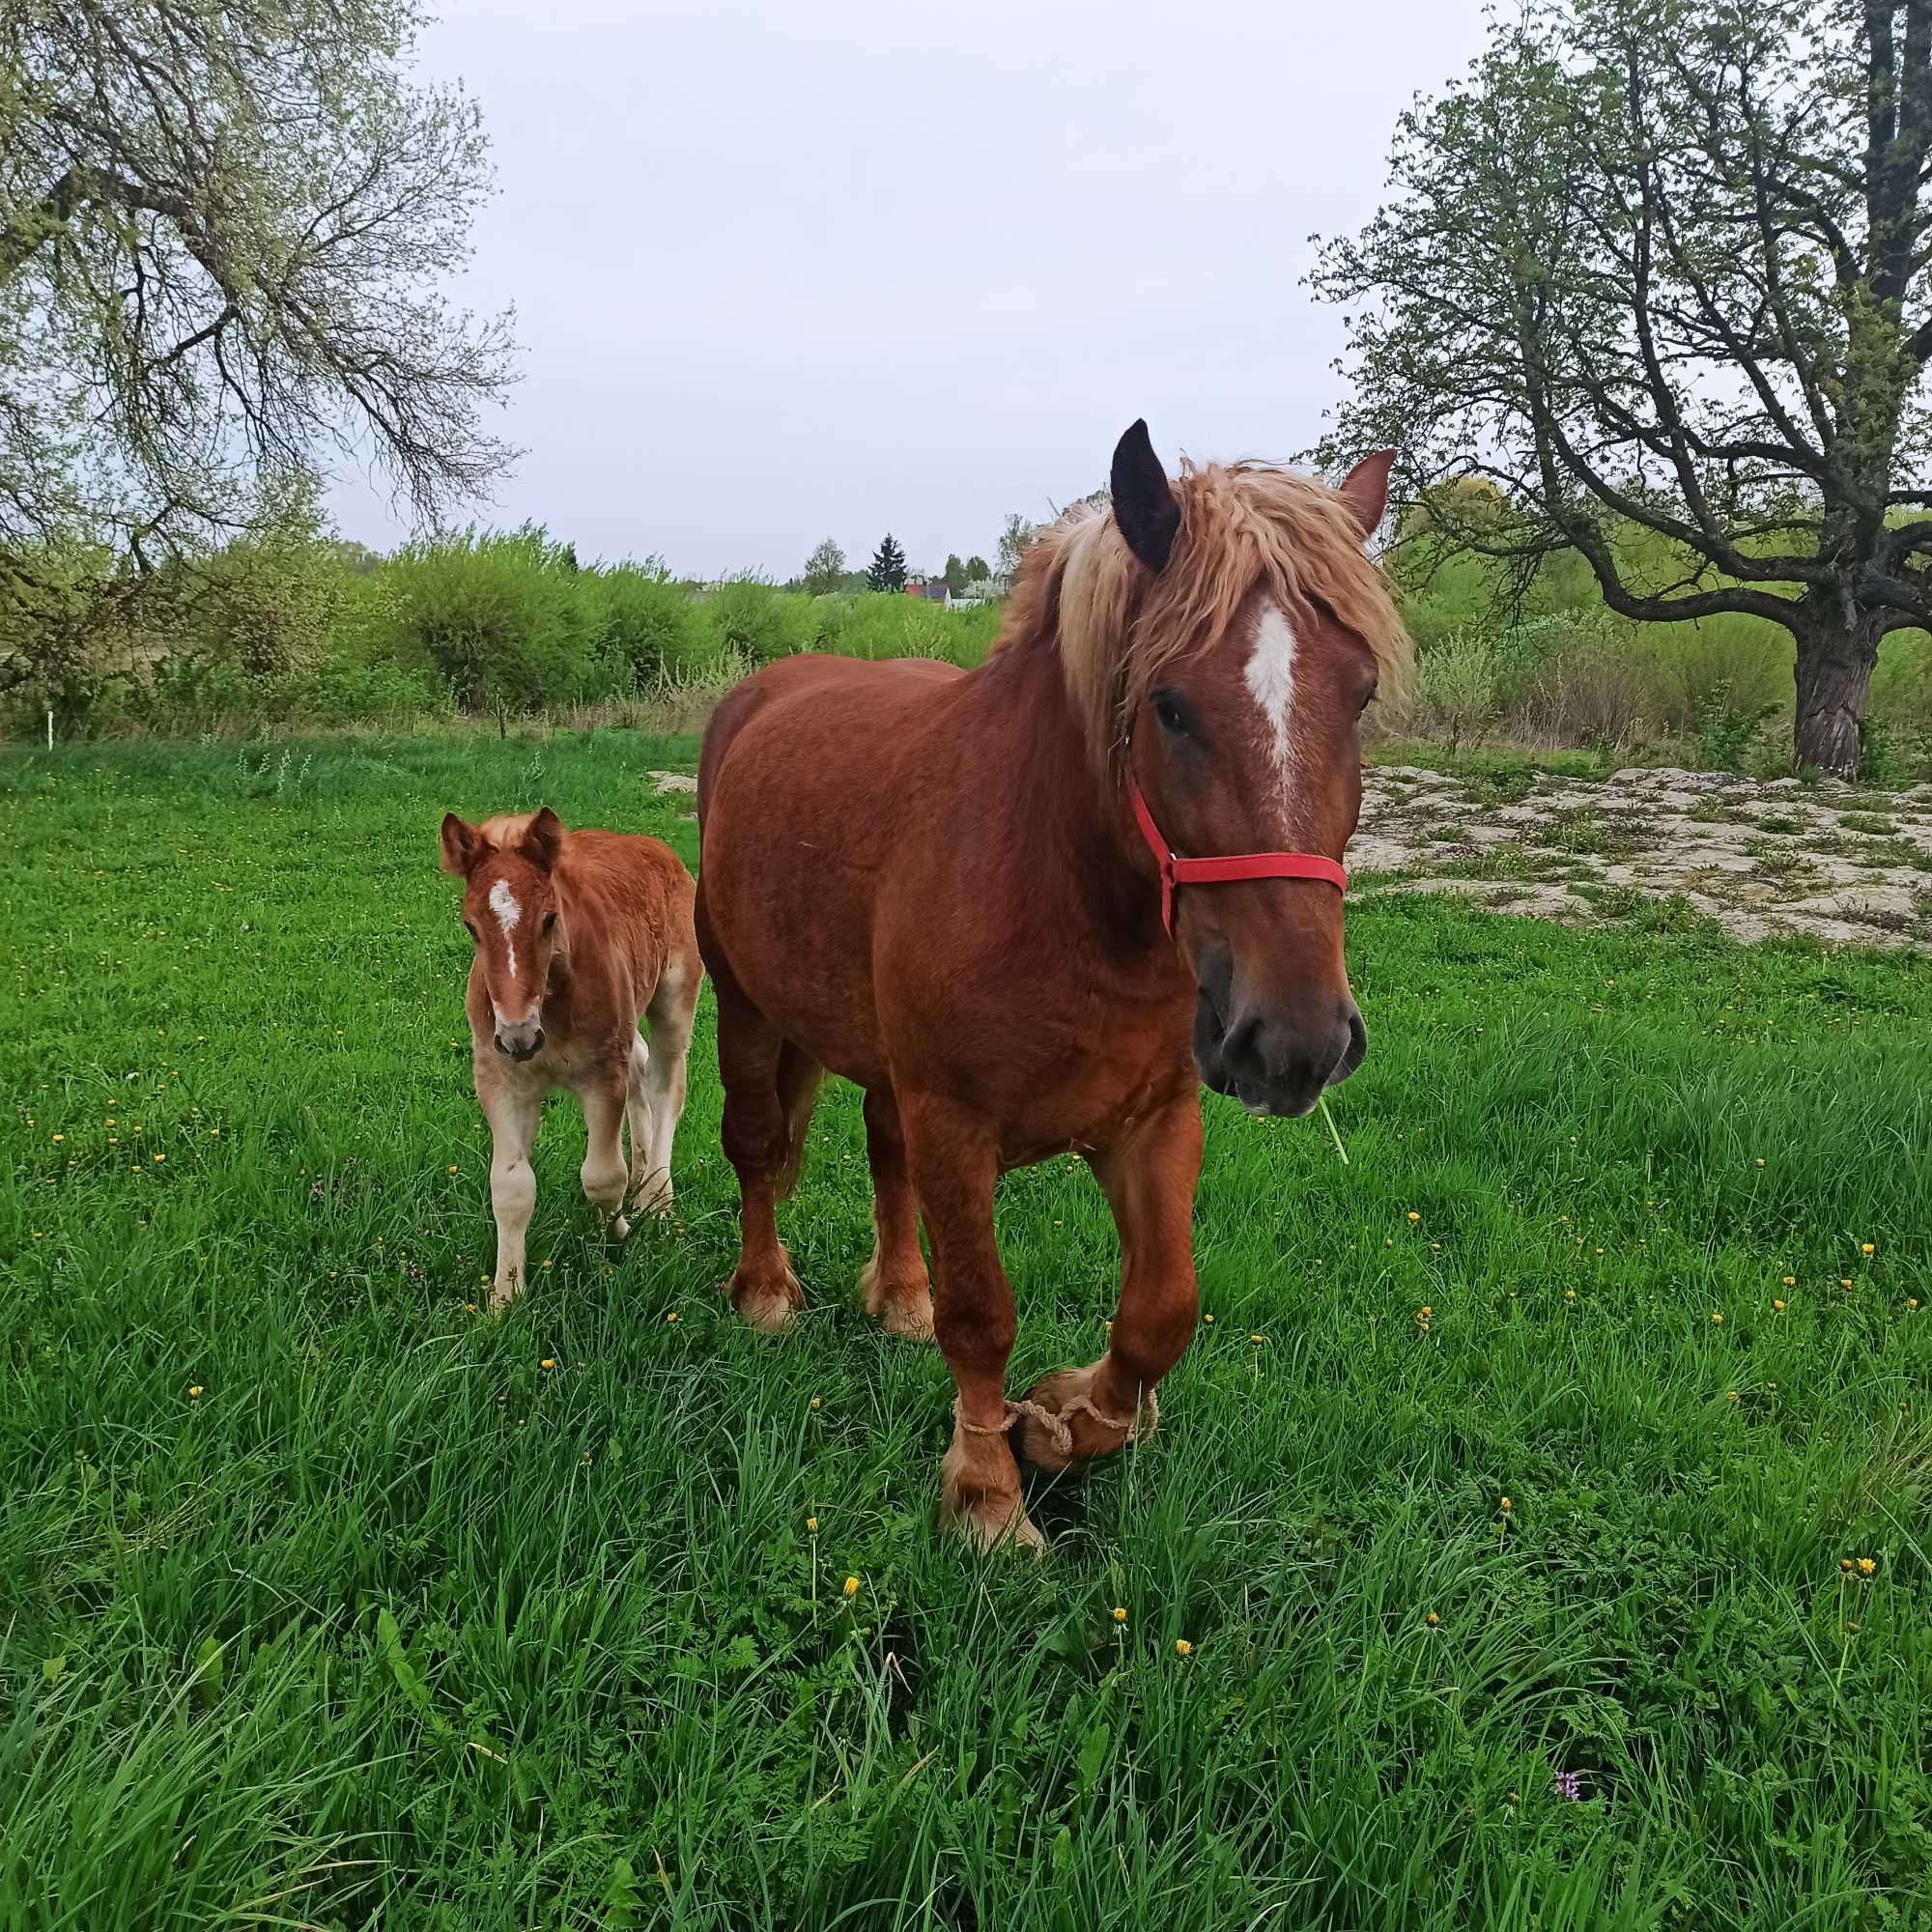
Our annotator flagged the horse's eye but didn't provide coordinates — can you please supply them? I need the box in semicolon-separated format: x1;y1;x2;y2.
542;912;556;935
463;921;478;942
1152;691;1189;736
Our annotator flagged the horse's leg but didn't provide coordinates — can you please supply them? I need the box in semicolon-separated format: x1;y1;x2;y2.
712;963;812;1333
577;1073;633;1244
631;954;698;1216
902;1096;1040;1553
479;1074;543;1313
858;1086;935;1342
1009;1097;1202;1473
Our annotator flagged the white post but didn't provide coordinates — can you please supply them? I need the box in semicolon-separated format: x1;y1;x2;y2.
46;709;53;753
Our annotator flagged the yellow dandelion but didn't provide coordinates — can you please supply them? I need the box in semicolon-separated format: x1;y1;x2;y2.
1908;1299;1919;1312
1425;1611;1440;1628
540;1358;554;1371
50;1133;62;1143
447;1165;458;1175
1406;1210;1421;1223
187;1385;203;1399
1499;1496;1513;1514
1564;1289;1576;1301
665;1309;678;1322
1174;1638;1192;1657
842;1576;859;1598
153;1153;164;1163
464;1303;476;1314
806;1516;818;1531
1840;1278;1854;1291
1840;1557;1855;1573
1250;1333;1264;1346
1711;1312;1724;1324
1781;1275;1795;1287
1726;1390;1739;1403
1203;1314;1214;1324
540;1260;553;1269
1861;1242;1875;1256
1857;1557;1877;1577
1112;1606;1127;1624
810;1395;821;1409
1754;1158;1764;1168
1773;1298;1786;1312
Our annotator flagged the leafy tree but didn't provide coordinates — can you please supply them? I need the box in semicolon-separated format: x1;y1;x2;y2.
943;553;967;597
1313;0;1932;774
965;554;990;582
1;0;518;691
866;533;907;592
803;537;846;595
997;514;1035;583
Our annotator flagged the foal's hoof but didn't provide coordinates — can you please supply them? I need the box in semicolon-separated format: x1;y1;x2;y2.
630;1175;674;1217
858;1256;935;1343
726;1264;804;1334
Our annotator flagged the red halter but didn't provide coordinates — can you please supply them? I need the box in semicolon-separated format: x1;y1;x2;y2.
1130;784;1347;938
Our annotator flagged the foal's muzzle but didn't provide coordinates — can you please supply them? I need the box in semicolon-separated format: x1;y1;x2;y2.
1191;953;1365;1118
494;1020;545;1062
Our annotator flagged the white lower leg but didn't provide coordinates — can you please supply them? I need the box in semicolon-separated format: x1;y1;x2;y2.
490;1151;536;1309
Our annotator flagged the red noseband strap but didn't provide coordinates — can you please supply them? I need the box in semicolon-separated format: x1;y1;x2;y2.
1130;784;1347;938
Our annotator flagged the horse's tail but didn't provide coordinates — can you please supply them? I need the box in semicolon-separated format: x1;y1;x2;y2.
774;1041;824;1203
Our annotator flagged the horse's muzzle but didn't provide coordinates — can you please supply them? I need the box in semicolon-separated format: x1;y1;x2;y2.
1192;983;1365;1119
494;1021;545;1062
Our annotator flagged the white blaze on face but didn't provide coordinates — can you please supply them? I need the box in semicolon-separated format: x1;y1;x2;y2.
1244;600;1297;783
487;877;522;980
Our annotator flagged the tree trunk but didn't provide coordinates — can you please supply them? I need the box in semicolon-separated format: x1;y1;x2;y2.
1791;600;1881;777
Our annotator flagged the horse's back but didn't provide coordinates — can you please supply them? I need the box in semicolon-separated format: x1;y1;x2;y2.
559;827;697;1006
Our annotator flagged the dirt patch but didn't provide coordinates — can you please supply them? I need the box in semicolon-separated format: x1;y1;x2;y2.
1356;766;1932;949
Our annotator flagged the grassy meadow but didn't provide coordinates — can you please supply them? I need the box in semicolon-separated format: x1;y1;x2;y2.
3;731;1930;1930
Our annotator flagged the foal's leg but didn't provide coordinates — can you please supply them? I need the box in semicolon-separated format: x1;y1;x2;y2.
622;1035;655;1208
577;1073;633;1244
1009;1097;1202;1473
902;1095;1039;1553
479;1076;543;1314
857;1086;935;1342
631;957;697;1216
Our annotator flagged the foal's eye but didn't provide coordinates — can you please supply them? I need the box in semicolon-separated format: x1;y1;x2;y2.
541;912;556;935
463;921;478;942
1151;691;1189;736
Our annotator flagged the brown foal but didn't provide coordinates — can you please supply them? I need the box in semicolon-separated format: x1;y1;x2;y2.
696;423;1408;1548
440;807;701;1311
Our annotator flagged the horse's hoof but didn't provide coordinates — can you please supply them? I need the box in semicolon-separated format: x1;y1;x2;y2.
726;1264;803;1334
858;1256;934;1343
486;1279;522;1316
943;1492;1045;1556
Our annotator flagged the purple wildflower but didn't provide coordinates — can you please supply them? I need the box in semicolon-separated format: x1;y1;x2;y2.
310;1180;323;1200
1551;1770;1582;1802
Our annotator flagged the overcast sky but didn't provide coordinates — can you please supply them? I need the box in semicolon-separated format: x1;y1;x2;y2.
326;1;1490;580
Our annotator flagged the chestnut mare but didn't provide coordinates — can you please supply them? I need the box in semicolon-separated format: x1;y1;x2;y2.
440;807;701;1311
696;424;1407;1549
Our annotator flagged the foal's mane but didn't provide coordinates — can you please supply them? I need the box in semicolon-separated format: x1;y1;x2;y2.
998;459;1411;769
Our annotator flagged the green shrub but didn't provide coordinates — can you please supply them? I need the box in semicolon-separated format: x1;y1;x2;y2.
374;527;619;712
593;564;707;687
1691;681;1780;773
700;577;810;666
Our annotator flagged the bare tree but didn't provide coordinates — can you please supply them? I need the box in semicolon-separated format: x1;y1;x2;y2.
1314;0;1932;774
0;0;518;599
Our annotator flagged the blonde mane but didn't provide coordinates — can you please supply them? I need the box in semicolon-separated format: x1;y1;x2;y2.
997;459;1411;768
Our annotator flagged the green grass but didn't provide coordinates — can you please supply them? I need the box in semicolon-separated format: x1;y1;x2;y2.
4;732;1930;1931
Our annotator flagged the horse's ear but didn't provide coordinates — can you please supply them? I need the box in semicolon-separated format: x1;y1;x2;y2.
440;812;484;876
1338;449;1396;538
1110;419;1180;574
520;806;563;872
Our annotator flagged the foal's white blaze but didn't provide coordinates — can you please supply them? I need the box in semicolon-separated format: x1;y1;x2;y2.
487;877;522;979
1244;601;1297;781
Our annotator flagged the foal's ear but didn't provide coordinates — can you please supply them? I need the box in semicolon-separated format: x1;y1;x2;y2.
1337;448;1397;538
440;812;484;876
1110;418;1180;574
520;806;564;872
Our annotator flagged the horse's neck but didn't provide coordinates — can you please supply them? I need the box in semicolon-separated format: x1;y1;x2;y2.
990;640;1163;956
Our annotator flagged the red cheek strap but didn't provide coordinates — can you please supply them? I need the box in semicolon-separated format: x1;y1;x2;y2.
1130;784;1347;938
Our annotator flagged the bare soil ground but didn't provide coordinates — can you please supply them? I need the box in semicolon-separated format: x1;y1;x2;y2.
1356;765;1932;949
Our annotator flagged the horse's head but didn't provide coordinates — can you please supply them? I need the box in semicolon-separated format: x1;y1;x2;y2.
440;807;565;1061
1105;424;1401;1117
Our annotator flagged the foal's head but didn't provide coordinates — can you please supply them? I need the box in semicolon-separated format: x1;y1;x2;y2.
1014;424;1407;1116
440;808;566;1061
